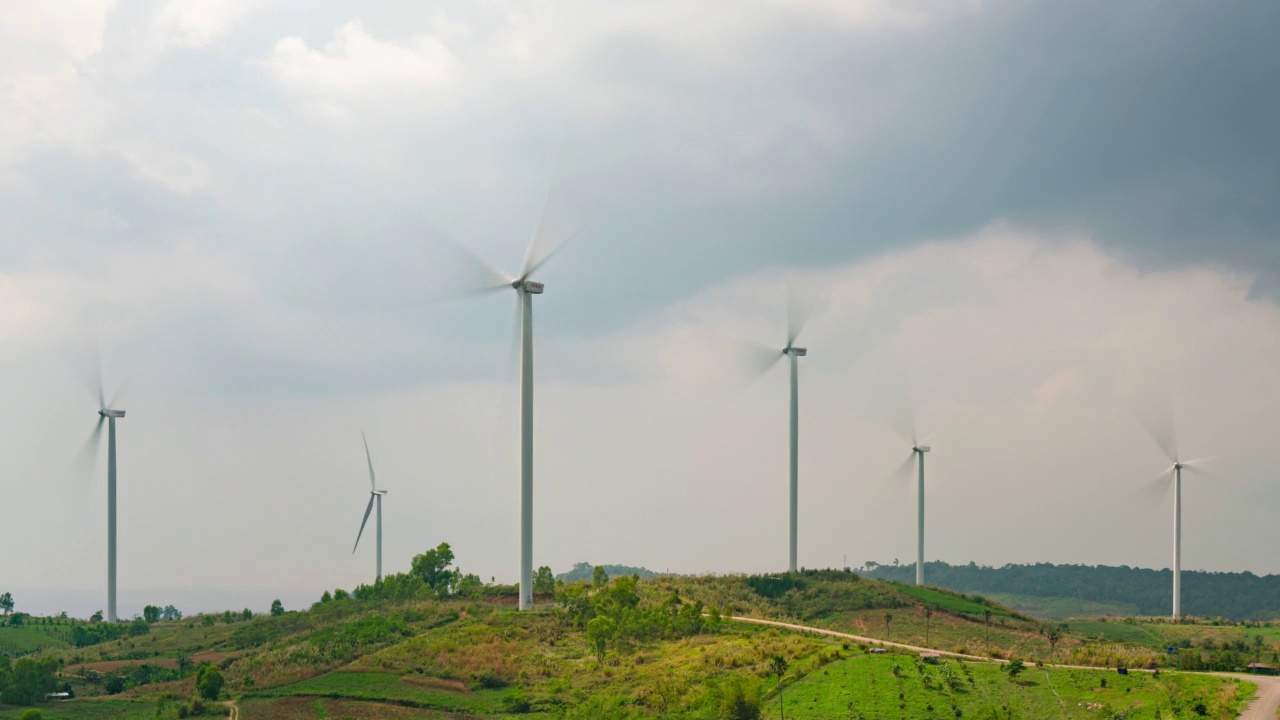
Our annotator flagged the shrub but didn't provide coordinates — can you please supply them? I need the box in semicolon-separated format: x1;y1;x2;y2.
197;666;224;700
18;710;42;720
502;689;532;713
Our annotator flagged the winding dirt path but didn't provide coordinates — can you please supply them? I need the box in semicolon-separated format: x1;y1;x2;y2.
725;615;1280;719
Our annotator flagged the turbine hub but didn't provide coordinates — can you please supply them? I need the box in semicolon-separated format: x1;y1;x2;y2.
99;409;126;418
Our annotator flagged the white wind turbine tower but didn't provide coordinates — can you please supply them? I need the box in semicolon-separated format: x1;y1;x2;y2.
352;432;389;582
892;435;932;585
739;286;810;572
443;203;584;610
1139;413;1210;620
75;361;126;622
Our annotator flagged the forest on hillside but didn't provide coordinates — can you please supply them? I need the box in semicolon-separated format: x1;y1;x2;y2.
863;561;1280;620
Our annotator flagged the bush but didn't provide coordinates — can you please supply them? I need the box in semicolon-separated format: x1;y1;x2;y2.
502;689;532;713
473;670;509;689
197;666;224;700
18;711;42;720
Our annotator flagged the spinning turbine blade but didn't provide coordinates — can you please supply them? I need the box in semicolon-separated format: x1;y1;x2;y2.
353;495;375;553
785;278;812;348
731;340;785;389
72;416;106;482
1139;468;1174;504
362;431;377;491
1132;393;1179;464
889;452;916;486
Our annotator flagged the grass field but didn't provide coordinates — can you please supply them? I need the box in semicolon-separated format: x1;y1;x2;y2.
0;699;158;719
981;593;1141;620
0;623;73;656
767;653;1255;720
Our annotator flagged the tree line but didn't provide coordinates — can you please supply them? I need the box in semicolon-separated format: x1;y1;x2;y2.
863;561;1280;620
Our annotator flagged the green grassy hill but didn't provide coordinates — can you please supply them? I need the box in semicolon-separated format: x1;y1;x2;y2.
0;569;1267;719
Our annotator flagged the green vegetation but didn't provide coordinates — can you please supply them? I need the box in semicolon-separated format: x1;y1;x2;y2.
768;651;1254;719
866;560;1280;621
556;562;660;583
1;556;1266;718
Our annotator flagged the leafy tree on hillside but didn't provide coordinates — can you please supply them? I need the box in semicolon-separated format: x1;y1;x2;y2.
884;612;893;639
1047;627;1061;654
411;543;458;595
19;709;42;720
196;665;224;700
161;605;182;621
592;565;609;588
0;592;13;615
240;608;252;620
0;656;58;705
533;566;555;595
924;604;935;645
90;610;103;623
769;655;789;720
1006;658;1026;680
586;616;616;663
143;605;161;623
983;609;992;645
270;599;284;616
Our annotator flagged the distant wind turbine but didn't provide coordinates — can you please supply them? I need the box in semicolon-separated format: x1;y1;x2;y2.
75;359;126;622
1138;413;1211;620
352;432;389;582
442;200;586;610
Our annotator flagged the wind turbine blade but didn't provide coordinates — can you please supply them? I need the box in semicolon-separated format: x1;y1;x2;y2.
888;452;916;486
353;495;375;554
1181;462;1220;482
1130;392;1178;464
430;234;513;299
727;339;784;390
1138;468;1174;504
785;276;812;348
362;431;377;491
71;416;105;483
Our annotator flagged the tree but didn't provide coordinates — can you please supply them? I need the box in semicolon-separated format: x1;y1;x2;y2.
161;605;182;621
1254;634;1265;661
983;609;992;645
411;543;457;594
319;590;332;604
592;565;609;588
533;566;555;596
1;657;58;705
924;605;935;646
270;599;284;617
143;605;161;623
90;610;103;623
884;612;893;640
1047;627;1061;654
1006;658;1026;680
0;592;13;615
240;608;253;620
197;665;224;700
586;616;616;663
769;655;789;720
455;573;483;598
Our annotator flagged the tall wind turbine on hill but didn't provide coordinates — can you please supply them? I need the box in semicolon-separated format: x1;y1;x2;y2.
740;286;810;572
76;362;126;622
443;204;584;610
1139;413;1210;619
352;432;388;582
893;438;931;585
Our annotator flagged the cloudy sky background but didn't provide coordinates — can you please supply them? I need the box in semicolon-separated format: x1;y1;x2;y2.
2;1;1279;618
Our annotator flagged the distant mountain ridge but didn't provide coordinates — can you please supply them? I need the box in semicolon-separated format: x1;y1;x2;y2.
862;561;1280;621
555;562;660;583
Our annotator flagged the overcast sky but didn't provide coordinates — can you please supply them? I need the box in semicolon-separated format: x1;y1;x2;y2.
3;1;1279;619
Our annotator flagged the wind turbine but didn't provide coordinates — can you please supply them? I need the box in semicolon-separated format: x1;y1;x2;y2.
76;365;126;622
1139;416;1210;620
352;432;388;582
739;287;810;572
443;205;583;611
892;438;931;585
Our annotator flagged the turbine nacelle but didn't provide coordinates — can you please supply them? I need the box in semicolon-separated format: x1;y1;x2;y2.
513;278;544;294
914;445;931;454
783;346;807;357
99;409;126;419
371;490;388;496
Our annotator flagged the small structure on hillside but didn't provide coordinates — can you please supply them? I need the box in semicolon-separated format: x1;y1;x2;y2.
870;647;887;654
919;651;942;664
1247;663;1277;675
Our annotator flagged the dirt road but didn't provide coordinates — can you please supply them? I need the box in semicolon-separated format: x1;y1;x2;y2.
726;616;1280;719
